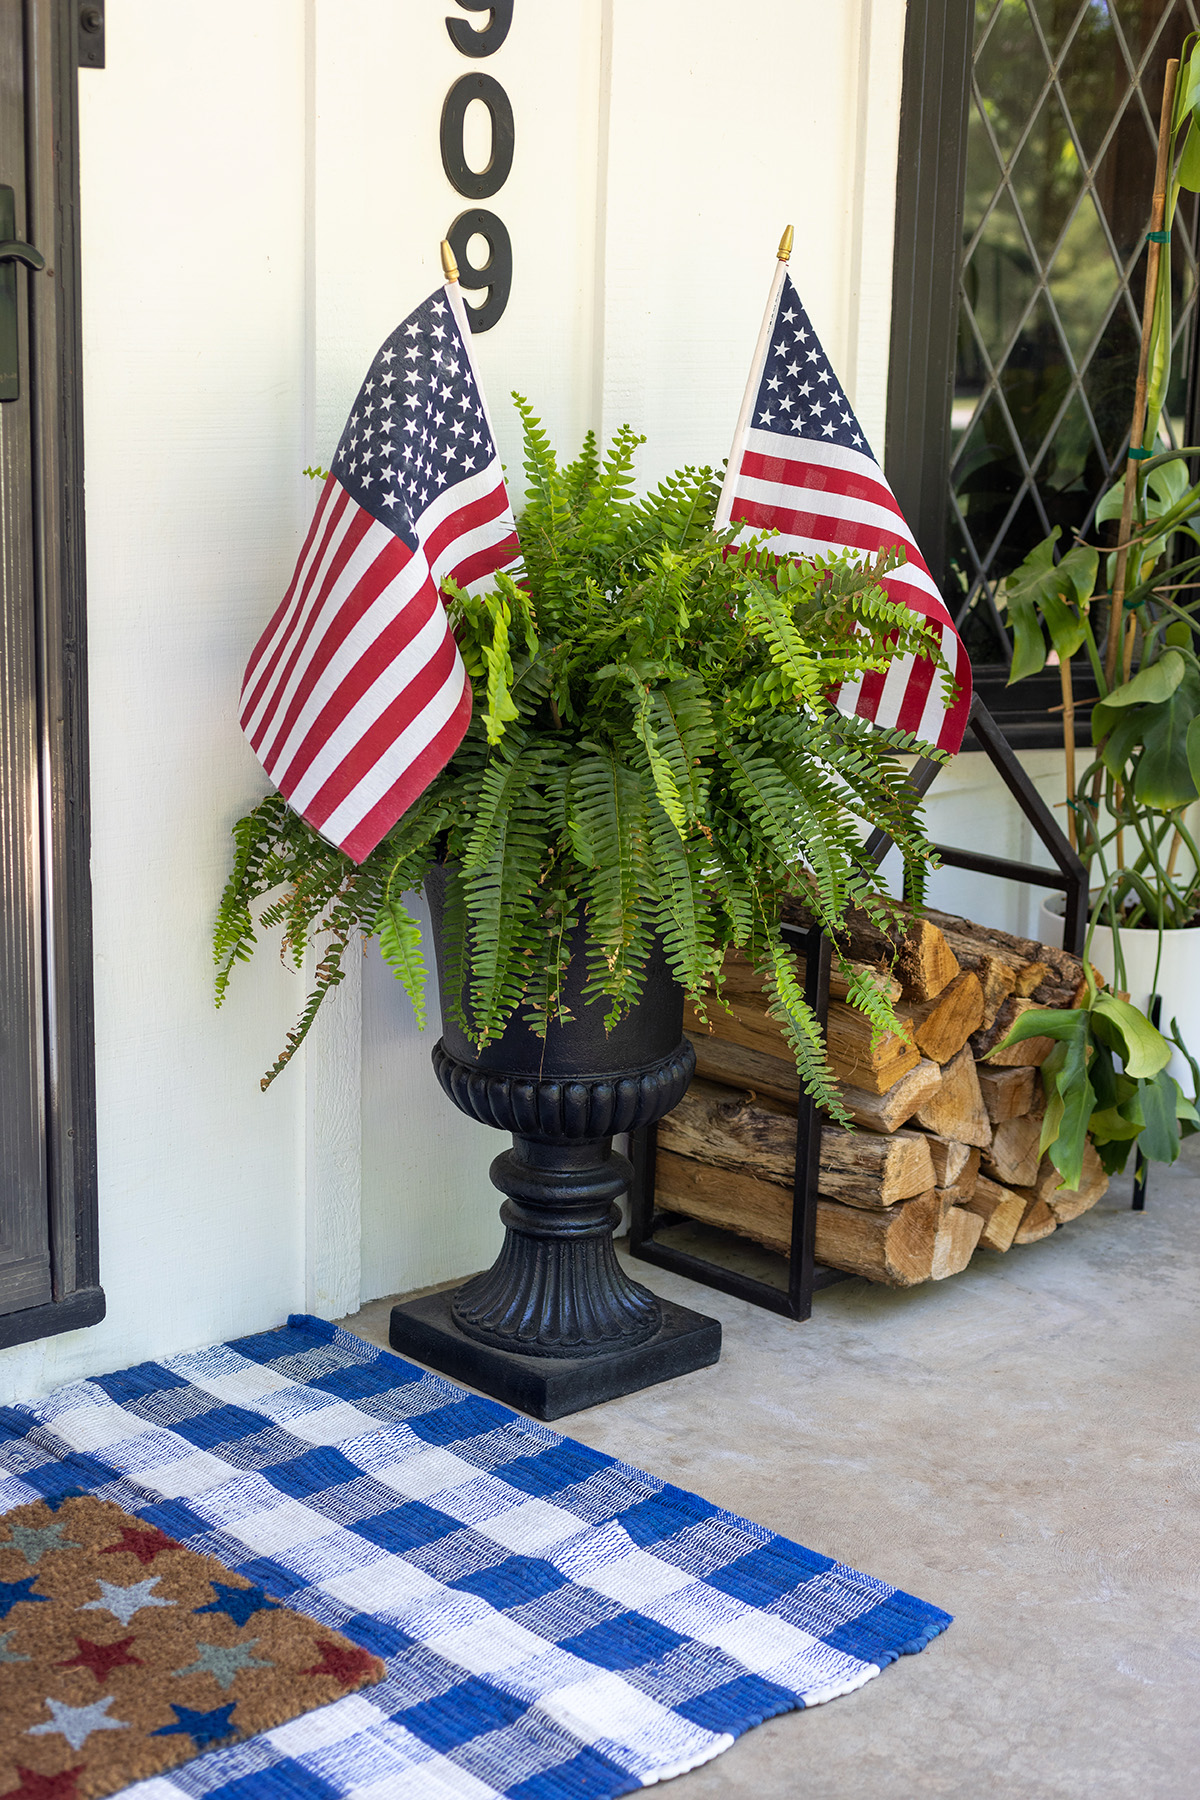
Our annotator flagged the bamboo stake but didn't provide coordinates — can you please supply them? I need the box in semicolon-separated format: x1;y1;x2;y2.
1104;57;1179;689
1059;656;1077;849
1167;825;1184;878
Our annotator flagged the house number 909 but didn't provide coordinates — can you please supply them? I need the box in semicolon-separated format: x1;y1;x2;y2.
442;2;513;331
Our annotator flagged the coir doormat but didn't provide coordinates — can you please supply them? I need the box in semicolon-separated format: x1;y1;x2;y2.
0;1493;382;1800
0;1316;951;1799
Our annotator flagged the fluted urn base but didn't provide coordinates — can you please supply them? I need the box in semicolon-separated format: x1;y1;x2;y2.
388;1036;721;1420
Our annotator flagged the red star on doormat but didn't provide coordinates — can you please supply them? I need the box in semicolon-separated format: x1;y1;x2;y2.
0;1767;84;1800
302;1641;378;1686
98;1525;179;1567
55;1635;143;1682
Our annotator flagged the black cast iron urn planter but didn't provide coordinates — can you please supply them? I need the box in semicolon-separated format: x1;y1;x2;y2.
388;866;721;1419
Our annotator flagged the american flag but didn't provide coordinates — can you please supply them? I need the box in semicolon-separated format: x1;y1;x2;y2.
716;265;971;753
239;284;521;863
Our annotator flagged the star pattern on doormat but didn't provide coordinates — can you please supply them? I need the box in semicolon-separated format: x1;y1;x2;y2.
97;1526;177;1568
151;1704;238;1750
78;1578;173;1628
0;1579;49;1622
55;1639;142;1683
0;1764;85;1800
0;1523;81;1569
192;1582;279;1629
0;1494;383;1800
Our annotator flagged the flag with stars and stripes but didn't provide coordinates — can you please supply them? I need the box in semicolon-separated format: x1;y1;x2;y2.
716;264;971;754
239;284;521;864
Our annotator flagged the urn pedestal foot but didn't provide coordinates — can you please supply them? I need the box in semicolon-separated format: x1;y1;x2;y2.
388;1288;721;1422
389;1037;720;1419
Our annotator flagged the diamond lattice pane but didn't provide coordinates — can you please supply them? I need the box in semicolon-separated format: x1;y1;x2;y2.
1029;0;1091;56
1010;87;1087;255
1081;299;1142;464
974;2;1053;168
1047;192;1121;364
963;186;1039;366
948;0;1200;656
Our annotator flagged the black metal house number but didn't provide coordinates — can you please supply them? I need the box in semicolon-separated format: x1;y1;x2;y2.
442;2;514;331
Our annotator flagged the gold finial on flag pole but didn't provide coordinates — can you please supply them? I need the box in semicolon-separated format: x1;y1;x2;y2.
777;224;794;262
441;239;459;283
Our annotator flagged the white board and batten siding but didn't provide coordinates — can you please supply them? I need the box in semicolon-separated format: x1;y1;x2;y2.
1;0;1024;1403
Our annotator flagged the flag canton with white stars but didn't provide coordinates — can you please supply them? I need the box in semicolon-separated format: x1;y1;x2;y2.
332;289;494;550
752;273;874;459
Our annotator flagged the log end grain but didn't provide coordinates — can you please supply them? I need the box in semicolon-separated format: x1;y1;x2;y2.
912;1046;992;1148
963;1175;1028;1253
930;1205;984;1279
1014;1195;1058;1244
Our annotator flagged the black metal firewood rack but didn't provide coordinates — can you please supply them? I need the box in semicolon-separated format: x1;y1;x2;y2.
628;695;1089;1321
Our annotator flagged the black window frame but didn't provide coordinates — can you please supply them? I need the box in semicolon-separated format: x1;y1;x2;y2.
0;0;102;1351
886;0;1200;748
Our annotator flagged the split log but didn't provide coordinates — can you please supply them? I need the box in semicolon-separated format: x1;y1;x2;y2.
686;1035;800;1109
684;1034;942;1131
1014;1195;1057;1244
921;903;1087;1006
931;1206;984;1279
683;987;919;1097
1013;960;1051;998
898;970;985;1064
972;956;1019;1031
720;950;902;1008
656;1079;935;1208
921;1135;978;1190
1035;1143;1108;1222
963;1175;1028;1253
654;1148;793;1256
653;1150;944;1284
912;1046;991;1147
978;1064;1037;1124
836;1060;943;1132
780;894;960;1002
971;996;1054;1067
815;1190;943;1286
981;1112;1043;1189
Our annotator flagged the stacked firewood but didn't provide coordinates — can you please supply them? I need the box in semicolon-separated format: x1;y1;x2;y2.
655;898;1110;1287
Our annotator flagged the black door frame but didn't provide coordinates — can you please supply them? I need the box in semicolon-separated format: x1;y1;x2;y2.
0;0;102;1350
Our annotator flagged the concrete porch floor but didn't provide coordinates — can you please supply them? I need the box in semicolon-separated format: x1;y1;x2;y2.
336;1140;1200;1800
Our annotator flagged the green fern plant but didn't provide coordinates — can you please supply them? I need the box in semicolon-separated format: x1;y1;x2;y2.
216;404;955;1116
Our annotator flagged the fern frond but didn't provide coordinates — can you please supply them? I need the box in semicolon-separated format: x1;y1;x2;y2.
376;895;428;1028
762;936;848;1126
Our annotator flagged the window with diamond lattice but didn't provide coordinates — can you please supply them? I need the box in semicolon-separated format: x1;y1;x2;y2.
887;0;1200;742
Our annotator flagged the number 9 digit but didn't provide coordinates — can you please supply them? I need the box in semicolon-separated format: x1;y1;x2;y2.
447;209;512;333
446;0;513;58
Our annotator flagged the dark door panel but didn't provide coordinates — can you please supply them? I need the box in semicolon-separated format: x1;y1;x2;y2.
0;0;101;1343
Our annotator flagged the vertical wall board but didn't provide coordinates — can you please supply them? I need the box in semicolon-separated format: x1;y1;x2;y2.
0;0;311;1402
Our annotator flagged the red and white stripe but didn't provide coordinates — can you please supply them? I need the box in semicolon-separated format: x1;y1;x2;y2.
717;265;970;755
240;279;520;865
240;463;518;862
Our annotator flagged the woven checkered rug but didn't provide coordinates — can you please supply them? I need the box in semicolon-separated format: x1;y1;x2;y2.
0;1315;951;1798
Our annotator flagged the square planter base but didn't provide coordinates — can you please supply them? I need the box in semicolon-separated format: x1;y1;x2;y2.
388;1288;722;1421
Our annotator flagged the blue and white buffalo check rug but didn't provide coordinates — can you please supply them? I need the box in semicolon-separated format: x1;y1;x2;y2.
0;1316;951;1798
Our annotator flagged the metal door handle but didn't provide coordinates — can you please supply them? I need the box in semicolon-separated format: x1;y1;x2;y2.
0;240;44;272
0;186;43;399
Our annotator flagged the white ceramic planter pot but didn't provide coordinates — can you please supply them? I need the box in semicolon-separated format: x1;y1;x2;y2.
1038;895;1200;1090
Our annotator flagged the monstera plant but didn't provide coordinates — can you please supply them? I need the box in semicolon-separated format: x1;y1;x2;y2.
214;401;954;1119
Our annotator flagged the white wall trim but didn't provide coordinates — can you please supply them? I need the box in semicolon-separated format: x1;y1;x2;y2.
304;945;363;1318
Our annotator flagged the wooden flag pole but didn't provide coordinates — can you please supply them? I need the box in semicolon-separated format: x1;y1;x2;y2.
713;227;794;530
1104;57;1179;689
